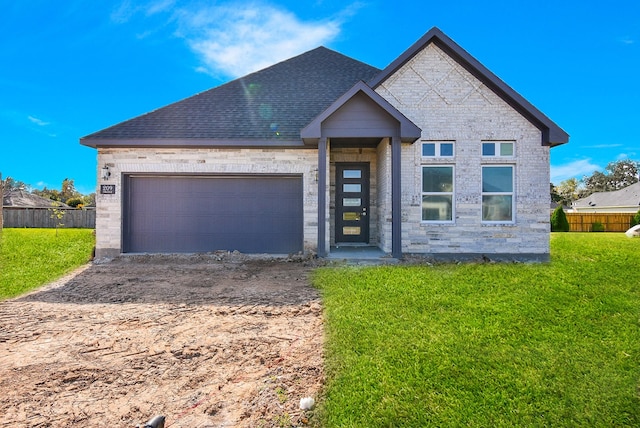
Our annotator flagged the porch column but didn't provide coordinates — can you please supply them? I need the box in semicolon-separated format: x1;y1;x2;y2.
391;136;402;258
317;137;328;257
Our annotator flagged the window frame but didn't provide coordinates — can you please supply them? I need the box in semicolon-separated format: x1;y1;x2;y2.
422;141;455;158
481;141;515;158
421;165;455;223
481;165;515;224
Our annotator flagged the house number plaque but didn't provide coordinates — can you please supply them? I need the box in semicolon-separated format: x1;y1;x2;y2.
100;184;116;194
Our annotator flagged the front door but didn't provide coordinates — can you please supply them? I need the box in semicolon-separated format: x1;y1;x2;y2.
335;163;370;244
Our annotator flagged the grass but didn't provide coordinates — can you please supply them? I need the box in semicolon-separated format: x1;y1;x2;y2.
0;228;95;300
314;233;640;427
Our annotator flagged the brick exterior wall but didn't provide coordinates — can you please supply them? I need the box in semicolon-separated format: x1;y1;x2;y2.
376;139;393;253
376;43;551;259
95;147;317;258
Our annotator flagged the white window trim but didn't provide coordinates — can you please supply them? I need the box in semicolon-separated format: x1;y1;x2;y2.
481;165;515;224
481;140;515;158
422;141;455;158
421;165;455;223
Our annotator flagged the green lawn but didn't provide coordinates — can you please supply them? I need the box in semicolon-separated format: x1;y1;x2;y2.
314;233;640;427
0;228;95;300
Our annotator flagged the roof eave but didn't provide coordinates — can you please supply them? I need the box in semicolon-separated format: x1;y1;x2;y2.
80;138;307;149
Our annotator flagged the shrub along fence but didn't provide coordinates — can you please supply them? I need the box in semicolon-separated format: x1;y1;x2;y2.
565;212;635;232
2;207;96;228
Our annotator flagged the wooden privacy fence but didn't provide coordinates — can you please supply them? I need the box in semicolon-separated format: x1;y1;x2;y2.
2;207;96;228
565;212;635;232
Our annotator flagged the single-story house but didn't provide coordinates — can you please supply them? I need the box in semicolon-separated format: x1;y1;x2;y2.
81;27;568;261
572;182;640;213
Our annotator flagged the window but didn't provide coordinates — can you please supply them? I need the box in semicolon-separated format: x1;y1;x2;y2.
343;184;361;192
482;166;514;222
422;166;454;222
422;141;454;157
482;141;514;157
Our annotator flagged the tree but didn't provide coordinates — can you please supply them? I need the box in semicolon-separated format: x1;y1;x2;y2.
582;159;640;195
631;209;640;228
555;178;582;205
550;205;570;232
550;183;562;203
0;173;24;233
82;193;96;207
606;159;639;190
32;186;62;202
60;178;81;203
1;176;28;192
49;202;66;237
32;178;80;203
582;170;609;194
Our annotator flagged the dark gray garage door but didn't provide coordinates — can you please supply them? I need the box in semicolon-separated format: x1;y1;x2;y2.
123;175;303;254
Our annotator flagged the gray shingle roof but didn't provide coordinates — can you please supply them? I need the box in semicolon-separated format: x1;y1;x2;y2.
573;182;640;209
81;47;380;147
2;189;69;208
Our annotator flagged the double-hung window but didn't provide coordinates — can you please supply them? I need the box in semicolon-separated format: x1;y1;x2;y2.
482;165;514;222
422;166;454;222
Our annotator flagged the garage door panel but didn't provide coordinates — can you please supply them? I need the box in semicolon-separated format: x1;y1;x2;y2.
124;175;303;254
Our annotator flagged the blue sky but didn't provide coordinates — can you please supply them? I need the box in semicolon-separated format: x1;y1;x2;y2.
1;0;638;195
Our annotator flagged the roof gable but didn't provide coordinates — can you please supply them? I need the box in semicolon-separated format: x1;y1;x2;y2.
369;27;569;147
81;47;380;148
301;81;421;143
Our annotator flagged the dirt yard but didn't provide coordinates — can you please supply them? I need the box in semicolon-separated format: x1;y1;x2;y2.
0;254;325;427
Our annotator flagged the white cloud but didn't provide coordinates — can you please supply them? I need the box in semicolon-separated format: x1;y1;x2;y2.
111;0;175;24
551;159;601;183
110;0;136;24
620;36;635;45
616;152;639;161
145;0;175;16
176;3;343;78
111;1;353;78
586;143;623;149
28;115;50;126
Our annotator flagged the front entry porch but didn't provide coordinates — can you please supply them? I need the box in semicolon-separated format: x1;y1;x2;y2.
328;141;388;256
320;136;402;258
300;81;421;259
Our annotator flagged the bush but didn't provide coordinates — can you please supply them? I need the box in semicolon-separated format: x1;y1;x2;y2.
550;205;570;232
631;209;640;227
66;197;84;208
592;221;605;232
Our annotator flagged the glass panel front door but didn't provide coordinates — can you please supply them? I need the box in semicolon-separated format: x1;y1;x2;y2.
336;163;370;243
